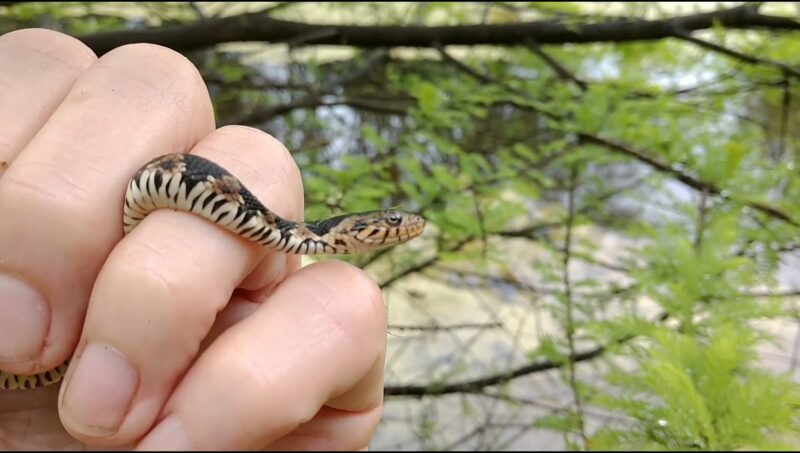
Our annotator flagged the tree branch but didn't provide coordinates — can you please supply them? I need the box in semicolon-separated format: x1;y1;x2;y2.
384;310;670;397
525;39;589;90
735;289;800;298
384;342;611;396
577;133;799;227
222;97;407;126
673;30;800;80
76;4;799;56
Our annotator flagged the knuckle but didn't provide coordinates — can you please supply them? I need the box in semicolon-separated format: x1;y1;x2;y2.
0;169;116;254
72;43;212;129
0;28;97;67
2;158;93;206
105;43;204;90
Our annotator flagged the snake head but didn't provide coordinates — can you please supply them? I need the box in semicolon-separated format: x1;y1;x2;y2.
307;209;426;254
349;209;426;248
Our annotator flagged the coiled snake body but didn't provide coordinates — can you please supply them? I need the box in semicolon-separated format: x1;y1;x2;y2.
0;153;425;390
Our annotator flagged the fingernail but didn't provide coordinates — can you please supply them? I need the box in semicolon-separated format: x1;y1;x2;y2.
136;415;193;450
0;273;49;361
61;343;139;436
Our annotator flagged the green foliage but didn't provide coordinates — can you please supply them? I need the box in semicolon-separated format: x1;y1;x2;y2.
590;324;800;451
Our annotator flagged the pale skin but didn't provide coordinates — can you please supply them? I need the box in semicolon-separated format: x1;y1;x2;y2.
0;28;387;450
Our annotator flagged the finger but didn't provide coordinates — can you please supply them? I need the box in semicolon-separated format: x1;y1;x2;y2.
0;43;214;378
0;28;96;365
58;126;304;446
0;28;96;169
264;404;384;451
136;260;388;451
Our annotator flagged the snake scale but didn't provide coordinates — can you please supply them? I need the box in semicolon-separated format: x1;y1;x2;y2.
0;152;425;390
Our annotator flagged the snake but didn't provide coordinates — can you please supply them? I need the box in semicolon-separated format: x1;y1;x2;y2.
0;152;426;390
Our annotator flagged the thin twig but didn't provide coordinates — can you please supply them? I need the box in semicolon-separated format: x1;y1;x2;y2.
261;2;292;16
526;39;588;91
481;390;635;422
733;289;800;298
790;318;800;373
561;165;588;448
202;73;309;91
389;322;503;332
776;76;791;160
673;30;800;80
695;186;709;251
188;2;206;20
435;45;493;84
578;134;799;227
285;26;340;49
379;238;471;289
472;189;488;260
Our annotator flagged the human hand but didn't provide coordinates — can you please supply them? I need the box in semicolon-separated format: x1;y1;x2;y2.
0;28;387;450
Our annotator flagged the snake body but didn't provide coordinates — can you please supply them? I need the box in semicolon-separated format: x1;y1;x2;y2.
0;153;425;390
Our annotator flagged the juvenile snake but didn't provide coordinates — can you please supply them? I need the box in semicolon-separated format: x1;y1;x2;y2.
0;152;425;390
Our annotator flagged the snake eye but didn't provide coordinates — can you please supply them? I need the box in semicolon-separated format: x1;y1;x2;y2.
386;213;402;226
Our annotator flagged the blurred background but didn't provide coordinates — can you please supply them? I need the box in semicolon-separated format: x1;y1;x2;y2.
2;2;798;450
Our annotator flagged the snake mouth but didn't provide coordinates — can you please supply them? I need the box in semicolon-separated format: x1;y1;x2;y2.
407;214;426;235
360;214;426;247
393;214;426;240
